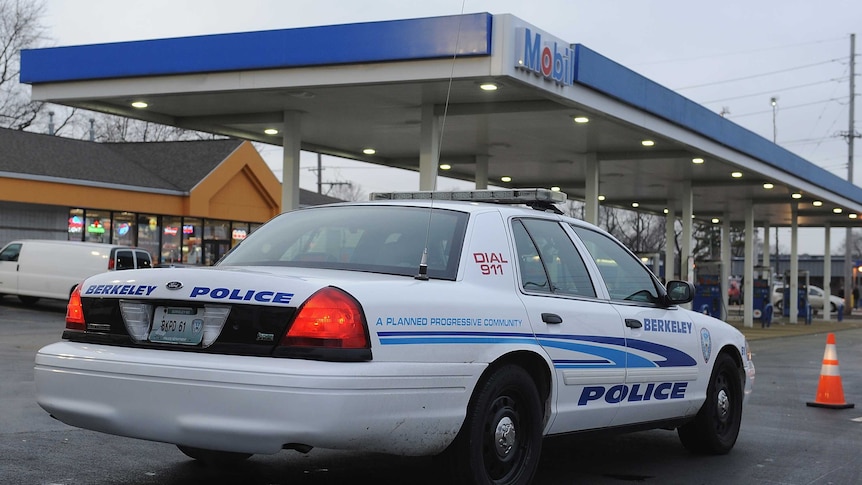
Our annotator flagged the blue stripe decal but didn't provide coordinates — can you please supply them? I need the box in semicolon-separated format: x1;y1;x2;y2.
378;331;696;369
20;13;492;84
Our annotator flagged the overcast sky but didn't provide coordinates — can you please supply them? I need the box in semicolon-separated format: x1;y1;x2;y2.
41;0;861;253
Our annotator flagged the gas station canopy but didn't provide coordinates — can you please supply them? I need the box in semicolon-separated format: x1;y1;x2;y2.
20;12;862;227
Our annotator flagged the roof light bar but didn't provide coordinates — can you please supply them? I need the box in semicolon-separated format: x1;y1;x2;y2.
370;188;567;205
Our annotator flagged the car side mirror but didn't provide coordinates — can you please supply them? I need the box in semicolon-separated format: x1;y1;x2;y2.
665;280;694;305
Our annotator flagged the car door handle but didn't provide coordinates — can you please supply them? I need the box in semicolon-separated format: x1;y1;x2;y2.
625;318;643;329
542;313;563;324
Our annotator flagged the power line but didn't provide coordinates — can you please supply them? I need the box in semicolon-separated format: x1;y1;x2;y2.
698;78;844;104
674;59;841;91
634;37;847;67
727;97;844;118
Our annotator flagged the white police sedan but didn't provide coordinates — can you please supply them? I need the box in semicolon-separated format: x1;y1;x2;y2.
35;189;754;485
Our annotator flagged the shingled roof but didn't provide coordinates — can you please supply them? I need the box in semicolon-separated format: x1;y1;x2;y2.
0;128;343;205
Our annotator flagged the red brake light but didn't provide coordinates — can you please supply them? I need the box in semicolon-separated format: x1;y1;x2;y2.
281;287;368;349
66;284;85;331
108;257;115;270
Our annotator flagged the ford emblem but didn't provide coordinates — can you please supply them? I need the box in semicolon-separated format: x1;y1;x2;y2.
166;281;183;290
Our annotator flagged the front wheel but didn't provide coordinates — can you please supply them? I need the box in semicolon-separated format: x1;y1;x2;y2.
177;445;252;466
678;353;743;454
439;365;543;485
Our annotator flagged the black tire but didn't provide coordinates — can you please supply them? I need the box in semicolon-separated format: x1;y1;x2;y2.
18;295;40;305
177;445;252;466
438;365;543;485
830;302;837;314
678;353;743;454
774;300;783;312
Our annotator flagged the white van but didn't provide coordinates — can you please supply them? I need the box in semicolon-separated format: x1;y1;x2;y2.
0;240;152;305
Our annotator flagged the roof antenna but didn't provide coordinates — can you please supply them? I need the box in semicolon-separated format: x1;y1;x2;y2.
416;1;466;281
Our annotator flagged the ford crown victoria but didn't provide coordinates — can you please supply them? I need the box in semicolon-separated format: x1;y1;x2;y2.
35;189;754;485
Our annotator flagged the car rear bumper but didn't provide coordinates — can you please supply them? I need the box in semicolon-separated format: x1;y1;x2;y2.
35;341;482;456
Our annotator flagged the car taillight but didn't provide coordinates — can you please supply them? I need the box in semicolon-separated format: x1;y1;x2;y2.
107;257;115;270
66;284;85;331
281;287;368;349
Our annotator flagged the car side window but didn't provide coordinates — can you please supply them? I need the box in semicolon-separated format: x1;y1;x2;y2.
0;243;22;262
513;219;595;298
115;250;135;270
570;226;659;303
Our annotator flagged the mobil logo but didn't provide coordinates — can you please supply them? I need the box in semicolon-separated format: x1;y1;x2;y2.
515;27;574;86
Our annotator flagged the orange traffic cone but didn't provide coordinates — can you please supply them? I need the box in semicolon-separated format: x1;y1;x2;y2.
806;333;854;409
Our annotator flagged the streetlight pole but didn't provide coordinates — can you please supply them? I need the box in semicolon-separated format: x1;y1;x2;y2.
770;97;778;143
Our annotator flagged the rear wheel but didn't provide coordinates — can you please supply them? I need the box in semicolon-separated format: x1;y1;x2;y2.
439;365;543;485
177;445;252;466
678;353;742;454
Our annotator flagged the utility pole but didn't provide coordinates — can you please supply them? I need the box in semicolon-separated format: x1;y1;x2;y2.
844;33;857;315
317;153;323;194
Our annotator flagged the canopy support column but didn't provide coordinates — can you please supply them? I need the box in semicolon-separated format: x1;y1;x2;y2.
743;202;754;328
281;110;302;212
583;153;599;226
419;104;440;191
790;202;799;324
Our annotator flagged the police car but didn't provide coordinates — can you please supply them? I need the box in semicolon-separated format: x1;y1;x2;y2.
35;189;754;485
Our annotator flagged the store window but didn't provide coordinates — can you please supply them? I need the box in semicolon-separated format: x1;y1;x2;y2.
137;214;160;263
162;216;182;264
183;217;202;265
68;209;84;241
85;210;111;243
230;222;250;248
113;212;136;247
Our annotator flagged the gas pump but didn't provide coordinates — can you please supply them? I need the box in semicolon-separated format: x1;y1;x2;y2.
782;270;811;322
751;266;771;324
693;261;722;318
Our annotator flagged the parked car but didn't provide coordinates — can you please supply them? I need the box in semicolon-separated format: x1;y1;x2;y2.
34;189;754;484
0;240;152;305
772;284;844;313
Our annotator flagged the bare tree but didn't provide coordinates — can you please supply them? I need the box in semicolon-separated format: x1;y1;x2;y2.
327;181;365;201
93;114;220;142
0;0;48;130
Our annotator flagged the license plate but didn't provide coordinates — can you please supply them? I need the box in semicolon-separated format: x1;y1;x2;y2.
149;307;205;345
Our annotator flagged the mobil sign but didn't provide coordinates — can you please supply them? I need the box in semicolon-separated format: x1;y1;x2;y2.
515;27;574;86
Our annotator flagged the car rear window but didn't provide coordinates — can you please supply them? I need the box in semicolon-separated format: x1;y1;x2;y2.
218;205;469;280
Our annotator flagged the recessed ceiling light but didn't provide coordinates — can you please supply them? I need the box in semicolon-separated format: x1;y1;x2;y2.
763;183;774;189
663;208;669;214
131;101;148;109
850;213;859;219
631;202;640;208
692;158;704;164
641;140;655;147
362;148;376;155
598;195;606;201
479;83;498;91
833;208;843;214
501;176;512;183
813;200;823;207
791;193;803;199
439;164;451;170
573;116;590;124
731;171;743;178
264;128;278;135
550;186;561;192
712;218;720;224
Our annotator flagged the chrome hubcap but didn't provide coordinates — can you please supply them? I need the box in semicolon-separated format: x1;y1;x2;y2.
494;416;516;458
717;389;729;419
